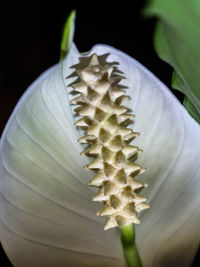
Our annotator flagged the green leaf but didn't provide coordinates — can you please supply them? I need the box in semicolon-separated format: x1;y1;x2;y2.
183;97;200;123
172;71;200;122
60;10;76;61
144;0;200;122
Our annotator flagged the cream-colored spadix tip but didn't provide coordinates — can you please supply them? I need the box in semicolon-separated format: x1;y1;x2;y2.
89;53;99;66
69;53;149;230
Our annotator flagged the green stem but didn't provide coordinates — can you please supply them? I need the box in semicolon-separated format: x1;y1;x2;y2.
121;224;142;267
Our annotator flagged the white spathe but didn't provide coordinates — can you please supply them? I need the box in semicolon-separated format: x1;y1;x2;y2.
0;43;200;267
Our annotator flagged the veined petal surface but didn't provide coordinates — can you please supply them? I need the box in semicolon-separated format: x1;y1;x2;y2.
0;43;200;267
63;44;200;267
0;45;124;267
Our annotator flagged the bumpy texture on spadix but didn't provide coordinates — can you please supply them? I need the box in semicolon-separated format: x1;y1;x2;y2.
70;54;149;230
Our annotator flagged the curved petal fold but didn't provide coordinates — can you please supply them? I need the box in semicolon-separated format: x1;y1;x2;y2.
0;44;124;267
83;44;200;267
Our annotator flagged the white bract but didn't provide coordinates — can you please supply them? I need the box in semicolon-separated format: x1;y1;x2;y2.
0;43;199;267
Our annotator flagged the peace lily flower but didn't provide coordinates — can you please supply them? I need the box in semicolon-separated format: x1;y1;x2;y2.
0;28;200;267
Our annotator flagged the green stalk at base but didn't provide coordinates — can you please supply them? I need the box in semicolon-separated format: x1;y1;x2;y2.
121;224;142;267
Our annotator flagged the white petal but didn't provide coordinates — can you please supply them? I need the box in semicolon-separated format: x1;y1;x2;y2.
1;42;200;267
0;44;124;267
86;44;200;267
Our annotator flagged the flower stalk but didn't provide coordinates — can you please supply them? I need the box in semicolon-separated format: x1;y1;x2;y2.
121;224;142;267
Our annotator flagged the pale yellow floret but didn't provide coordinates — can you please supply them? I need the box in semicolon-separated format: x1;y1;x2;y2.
69;53;149;230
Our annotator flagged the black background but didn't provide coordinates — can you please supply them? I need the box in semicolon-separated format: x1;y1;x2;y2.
0;0;199;266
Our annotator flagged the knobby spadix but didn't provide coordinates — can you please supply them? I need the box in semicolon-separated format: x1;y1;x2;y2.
0;43;200;267
70;53;149;230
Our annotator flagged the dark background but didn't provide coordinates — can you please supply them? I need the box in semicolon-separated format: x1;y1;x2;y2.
0;0;180;136
0;0;199;266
